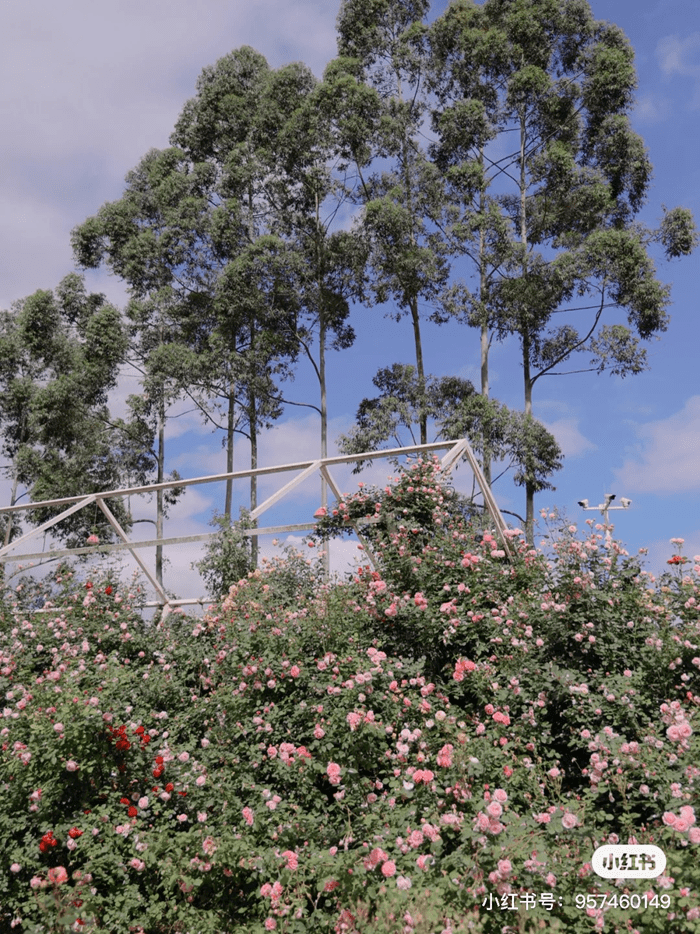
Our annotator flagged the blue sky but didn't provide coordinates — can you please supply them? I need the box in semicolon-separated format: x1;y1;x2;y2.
1;0;699;606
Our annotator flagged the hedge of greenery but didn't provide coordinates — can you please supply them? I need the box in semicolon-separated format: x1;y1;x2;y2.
1;455;699;933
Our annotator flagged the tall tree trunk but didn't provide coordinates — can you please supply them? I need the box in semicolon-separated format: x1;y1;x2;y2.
396;70;427;447
317;192;330;580
3;466;19;550
410;296;428;445
1;466;20;588
478;145;491;487
156;392;165;588
249;327;258;570
519;111;535;545
224;371;235;524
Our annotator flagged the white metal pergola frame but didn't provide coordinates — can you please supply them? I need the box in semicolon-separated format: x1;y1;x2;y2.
0;437;512;619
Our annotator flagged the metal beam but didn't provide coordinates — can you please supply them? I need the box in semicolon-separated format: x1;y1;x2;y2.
2;439;514;612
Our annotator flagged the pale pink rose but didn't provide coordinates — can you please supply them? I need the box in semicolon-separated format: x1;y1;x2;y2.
534;813;551;824
290;666;301;678
493;789;508;803
545;872;556;887
138;796;149;809
497;859;512;874
53;723;64;733
10;863;21;873
178;752;190;763
663;812;677;826
281;850;298;870
381;860;396;877
203;836;217;856
129;858;145;871
177;814;188;822
65;760;79;772
347;712;362;731
314;507;327;518
689;828;700;844
437;744;454;767
196;775;206;786
242;807;254;826
30;876;45;889
562;812;579;830
198;812;207;823
486;801;503;818
680;806;696;824
396;875;412;889
326;763;342;786
201;738;210;748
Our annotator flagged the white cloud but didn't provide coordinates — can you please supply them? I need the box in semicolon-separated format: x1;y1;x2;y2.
0;0;339;309
539;417;597;459
657;33;700;78
656;32;700;108
633;93;674;123
614;396;700;493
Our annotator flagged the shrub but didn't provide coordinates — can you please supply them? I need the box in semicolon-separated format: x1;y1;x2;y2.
0;462;699;933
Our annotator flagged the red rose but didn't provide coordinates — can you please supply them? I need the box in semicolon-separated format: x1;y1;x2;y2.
120;798;130;805
68;827;83;839
165;783;174;793
39;831;57;852
128;806;138;817
155;755;164;765
105;586;113;595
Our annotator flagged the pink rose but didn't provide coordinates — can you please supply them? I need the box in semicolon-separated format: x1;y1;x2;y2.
47;866;68;885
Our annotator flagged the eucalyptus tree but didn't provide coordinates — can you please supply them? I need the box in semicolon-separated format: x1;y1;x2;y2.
327;0;451;446
337;362;562;523
71;101;296;562
173;50;367;578
428;0;697;541
0;274;131;560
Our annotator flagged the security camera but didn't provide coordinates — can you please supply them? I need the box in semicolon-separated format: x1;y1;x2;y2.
577;499;589;508
620;497;632;508
604;493;615;503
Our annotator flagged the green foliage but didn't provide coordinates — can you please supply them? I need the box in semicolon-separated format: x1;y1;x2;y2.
337;364;563;497
195;509;255;601
0;276;134;548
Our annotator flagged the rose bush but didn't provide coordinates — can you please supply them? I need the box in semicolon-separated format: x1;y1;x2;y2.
0;455;699;933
